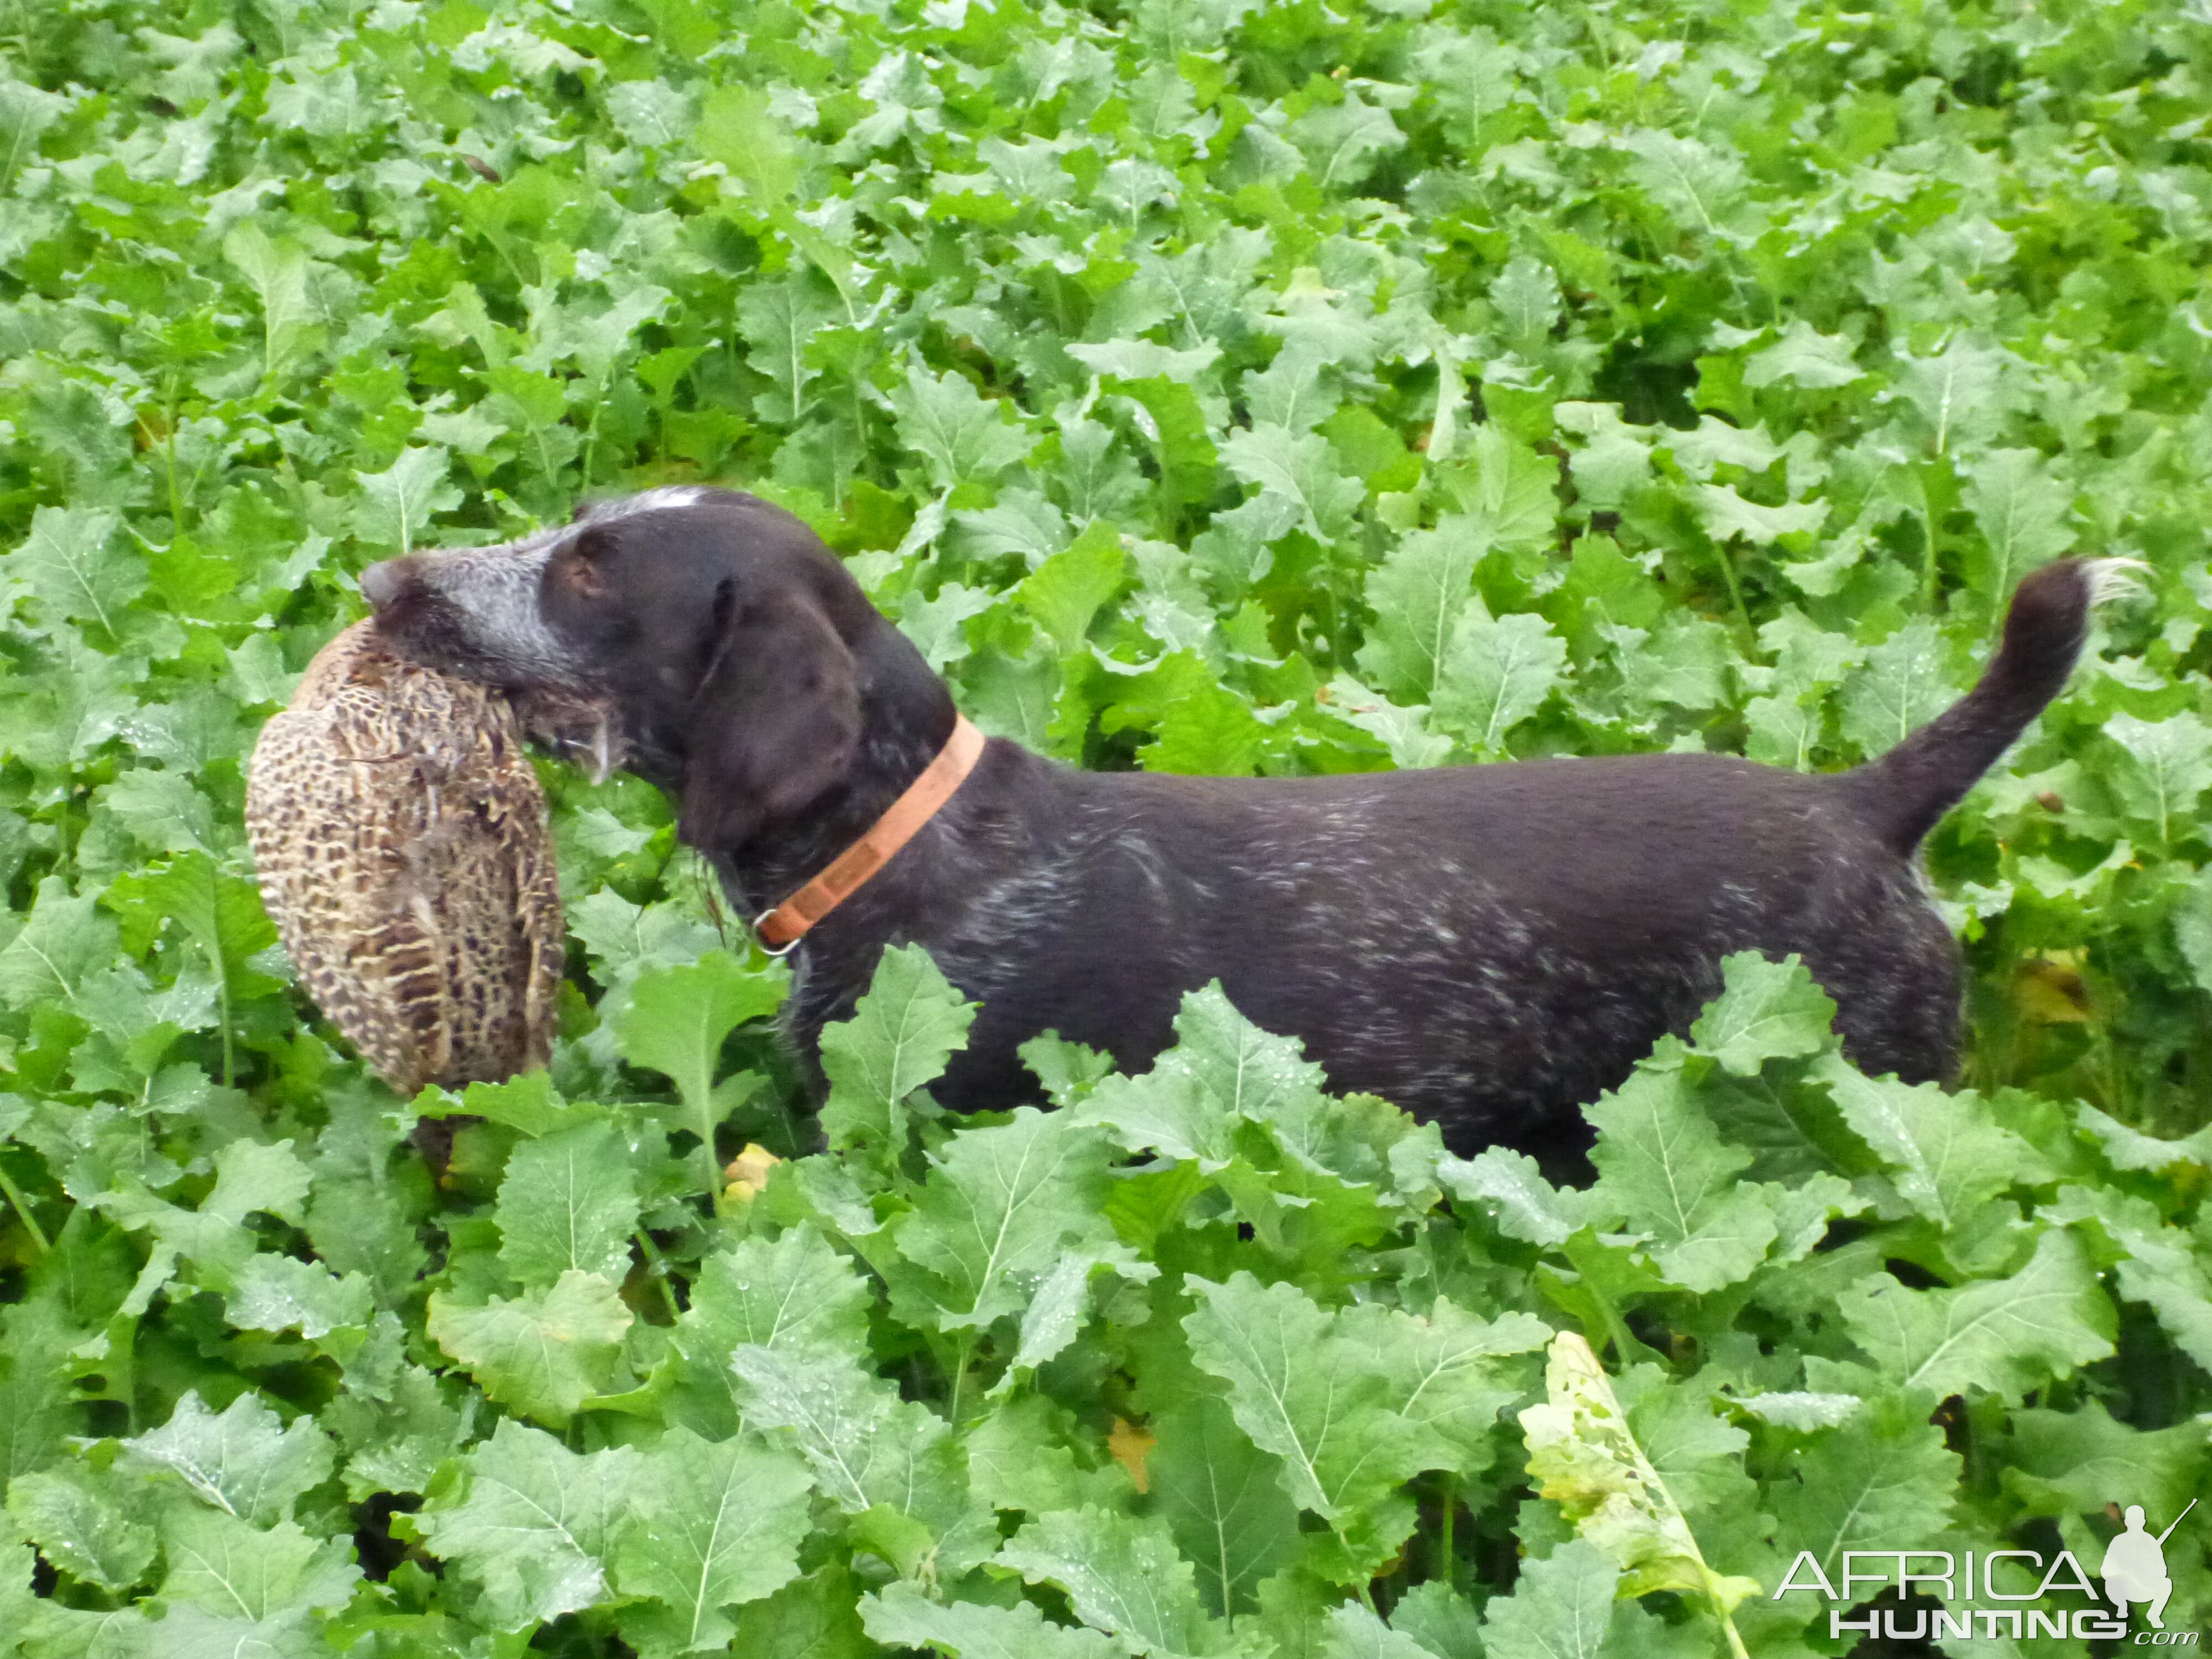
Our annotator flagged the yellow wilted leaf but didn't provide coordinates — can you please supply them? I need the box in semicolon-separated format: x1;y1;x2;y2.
1520;1331;1759;1656
721;1143;782;1204
1108;1417;1156;1494
2013;955;2094;1024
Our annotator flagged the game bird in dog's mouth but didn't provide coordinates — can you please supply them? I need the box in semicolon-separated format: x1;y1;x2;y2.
360;487;2131;1163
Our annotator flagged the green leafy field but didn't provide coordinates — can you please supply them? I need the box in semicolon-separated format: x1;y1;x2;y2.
4;0;2212;1652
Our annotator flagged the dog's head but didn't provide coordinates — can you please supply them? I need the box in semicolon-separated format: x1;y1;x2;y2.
362;487;896;852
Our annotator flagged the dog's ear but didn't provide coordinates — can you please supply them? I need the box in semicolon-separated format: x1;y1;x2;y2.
679;576;862;852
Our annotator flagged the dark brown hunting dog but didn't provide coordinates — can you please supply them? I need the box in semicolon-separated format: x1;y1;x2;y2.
362;487;2121;1161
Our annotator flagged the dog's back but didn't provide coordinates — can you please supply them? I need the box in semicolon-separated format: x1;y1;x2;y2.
923;560;2119;1152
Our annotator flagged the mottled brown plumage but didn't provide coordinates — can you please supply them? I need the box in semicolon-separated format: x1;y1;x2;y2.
245;620;564;1096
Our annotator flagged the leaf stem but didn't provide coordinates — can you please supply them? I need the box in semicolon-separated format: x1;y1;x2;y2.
946;1332;977;1427
164;385;187;535
697;1088;723;1201
1437;1470;1458;1592
0;1159;49;1254
1712;540;1755;649
217;972;234;1091
634;1228;682;1323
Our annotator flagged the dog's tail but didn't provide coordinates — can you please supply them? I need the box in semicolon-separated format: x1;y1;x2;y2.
1845;557;2138;854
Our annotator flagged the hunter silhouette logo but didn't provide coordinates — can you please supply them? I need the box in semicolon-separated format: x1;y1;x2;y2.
2105;1499;2194;1631
1773;1496;2202;1641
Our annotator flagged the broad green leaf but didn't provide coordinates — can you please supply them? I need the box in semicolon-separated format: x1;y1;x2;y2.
819;943;977;1155
352;446;461;555
425;1269;633;1426
1321;675;1454;769
2106;711;2212;843
0;878;119;1011
1687;952;1837;1074
1138;680;1269;778
98;768;220;857
604;79;693;148
1891;336;2009;457
695;83;800;203
1556;403;1655;509
1066;339;1223;382
1242;352;1338;434
2077;1101;2212;1172
1999;1397;2204;1528
1837;619;1954;757
1387;1582;1485;1659
1587;1058;1777;1293
1319;1602;1436;1659
1767;1390;1959;1588
669;1225;874;1433
1357;525;1483;702
1692;484;1825;546
1477;1539;1622;1659
728;1343;933;1516
1436;1147;1593;1248
1150;1395;1299;1618
0;76;67;192
1612;614;1736;713
104;852;278;1010
4;506;143;637
1837;1227;2115;1402
1811;1052;2042;1230
2173;869;2212;995
1743;321;1865;390
202;1138;312;1227
496;1119;641;1288
567;889;722;985
1962;447;2073;601
861;1582;1124;1658
895;364;1036;489
611;950;785;1181
324;1356;468;1501
737;274;839;425
1074;982;1328;1168
1364;1297;1550;1470
1491;257;1562;354
994;1243;1157;1387
890;1108;1117;1329
997;1505;1224;1659
416;1418;638;1631
1729;1392;1861;1431
5;1467;155;1594
1183;1271;1429;1522
1431;608;1566;755
222;224;319;382
1288;86;1405;190
1220;424;1366;544
1;1300;93;1486
898;581;995;671
732;1564;874;1658
1018;524;1129;654
122;1390;333;1525
225;1254;373;1339
416;1071;591;1138
2041;1182;2212;1370
159;1509;357;1620
1444;424;1558;550
611;1428;813;1655
1620;128;1755;238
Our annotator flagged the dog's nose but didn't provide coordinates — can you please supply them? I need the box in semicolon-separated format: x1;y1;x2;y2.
359;560;404;611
